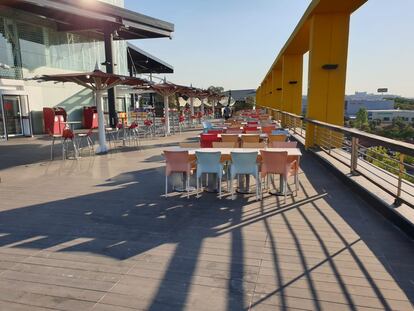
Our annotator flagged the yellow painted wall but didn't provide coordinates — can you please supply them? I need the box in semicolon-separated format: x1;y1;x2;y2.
282;54;303;115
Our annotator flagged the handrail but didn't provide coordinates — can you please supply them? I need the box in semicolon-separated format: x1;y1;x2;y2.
260;105;414;208
263;106;414;157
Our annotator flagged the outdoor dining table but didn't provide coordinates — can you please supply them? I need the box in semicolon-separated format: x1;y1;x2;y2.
164;147;302;194
218;133;268;140
63;121;82;131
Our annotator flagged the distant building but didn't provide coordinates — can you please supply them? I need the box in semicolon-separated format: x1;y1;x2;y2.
224;89;256;109
368;110;414;124
224;89;256;101
302;92;395;118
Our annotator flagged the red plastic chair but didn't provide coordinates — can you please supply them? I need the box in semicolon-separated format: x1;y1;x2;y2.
260;150;298;202
207;129;224;135
200;133;220;148
244;126;258;133
164;150;193;198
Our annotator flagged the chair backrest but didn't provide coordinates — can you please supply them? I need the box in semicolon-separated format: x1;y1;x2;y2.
230;151;259;175
272;129;289;135
241;134;260;143
242;142;266;149
268;134;287;143
164;150;190;176
260;150;288;174
212;141;237;148
195;151;222;174
270;141;297;148
202;121;212;129
221;134;239;143
179;142;200;148
262;125;276;134
200;133;220;148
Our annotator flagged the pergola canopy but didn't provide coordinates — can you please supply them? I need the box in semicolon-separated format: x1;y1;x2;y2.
1;0;174;40
127;43;173;74
37;69;149;91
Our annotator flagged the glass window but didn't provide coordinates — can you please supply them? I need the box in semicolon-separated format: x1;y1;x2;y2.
0;13;128;79
0;17;22;79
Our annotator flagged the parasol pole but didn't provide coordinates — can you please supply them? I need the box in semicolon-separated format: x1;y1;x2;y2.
95;89;108;153
164;95;170;136
201;98;205;119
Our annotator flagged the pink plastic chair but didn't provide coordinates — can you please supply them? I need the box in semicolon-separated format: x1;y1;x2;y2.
260;150;298;202
270;141;298;148
164;150;193;198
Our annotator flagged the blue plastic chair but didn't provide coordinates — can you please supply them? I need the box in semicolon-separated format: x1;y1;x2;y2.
229;151;261;201
272;129;290;136
202;121;213;133
195;151;224;198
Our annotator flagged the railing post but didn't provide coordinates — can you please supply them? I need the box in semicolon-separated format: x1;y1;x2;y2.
328;130;332;154
350;137;359;175
395;153;405;206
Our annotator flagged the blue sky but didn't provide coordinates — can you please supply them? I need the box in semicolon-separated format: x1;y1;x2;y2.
126;0;414;97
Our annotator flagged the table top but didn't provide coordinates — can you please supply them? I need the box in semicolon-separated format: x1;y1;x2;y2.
218;133;268;139
165;147;302;156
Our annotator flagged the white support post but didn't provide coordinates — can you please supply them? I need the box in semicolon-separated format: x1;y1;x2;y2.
164;95;170;136
95;90;109;154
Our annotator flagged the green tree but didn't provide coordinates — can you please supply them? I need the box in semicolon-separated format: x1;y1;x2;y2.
366;147;414;183
354;108;369;130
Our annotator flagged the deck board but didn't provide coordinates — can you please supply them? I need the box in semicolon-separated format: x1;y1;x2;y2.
0;133;413;310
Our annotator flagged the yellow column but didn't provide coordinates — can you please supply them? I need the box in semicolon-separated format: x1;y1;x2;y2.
282;54;303;115
306;13;350;148
266;77;271;107
273;69;282;110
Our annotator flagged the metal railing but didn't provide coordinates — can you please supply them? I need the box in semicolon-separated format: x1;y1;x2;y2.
263;106;414;208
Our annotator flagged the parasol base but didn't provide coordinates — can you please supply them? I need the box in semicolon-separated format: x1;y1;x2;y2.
95;144;109;154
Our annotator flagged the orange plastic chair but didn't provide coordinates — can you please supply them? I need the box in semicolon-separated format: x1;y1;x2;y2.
260;150;298;202
221;134;239;143
241;134;260;145
262;125;276;135
212;141;238;148
164;150;193;198
268;134;287;143
270;141;297;148
243;142;266;149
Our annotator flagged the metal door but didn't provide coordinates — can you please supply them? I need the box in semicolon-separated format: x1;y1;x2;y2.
2;95;23;136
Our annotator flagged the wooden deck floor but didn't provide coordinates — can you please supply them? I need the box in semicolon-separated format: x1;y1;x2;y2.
0;133;413;310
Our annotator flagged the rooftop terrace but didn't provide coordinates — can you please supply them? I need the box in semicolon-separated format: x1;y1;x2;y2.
0;132;413;310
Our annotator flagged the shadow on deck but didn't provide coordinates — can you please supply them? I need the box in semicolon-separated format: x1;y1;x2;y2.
0;143;412;310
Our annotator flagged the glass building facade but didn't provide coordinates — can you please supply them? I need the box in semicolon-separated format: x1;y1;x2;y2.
0;5;128;80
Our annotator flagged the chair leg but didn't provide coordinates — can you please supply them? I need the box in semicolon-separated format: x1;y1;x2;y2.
197;176;200;197
284;177;287;204
219;176;222;199
187;174;190;199
165;175;168;198
295;173;299;196
231;175;235;200
51;137;55;160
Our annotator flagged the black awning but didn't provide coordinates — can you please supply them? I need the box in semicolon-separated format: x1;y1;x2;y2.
127;43;173;74
1;0;174;40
